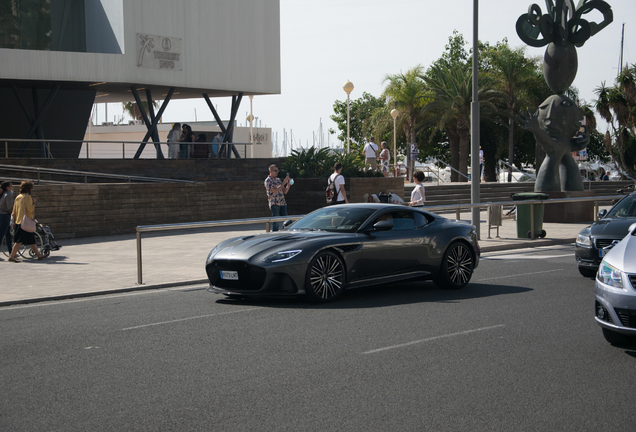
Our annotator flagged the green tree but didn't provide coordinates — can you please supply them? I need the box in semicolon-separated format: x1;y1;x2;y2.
381;66;429;175
482;40;546;181
329;92;384;153
594;65;636;178
122;100;160;122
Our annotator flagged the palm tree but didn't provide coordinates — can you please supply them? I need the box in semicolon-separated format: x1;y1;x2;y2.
422;63;505;182
484;43;541;181
122;100;160;123
382;66;428;176
594;65;636;179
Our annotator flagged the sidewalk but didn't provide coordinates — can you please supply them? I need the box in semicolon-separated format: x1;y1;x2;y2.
0;213;592;306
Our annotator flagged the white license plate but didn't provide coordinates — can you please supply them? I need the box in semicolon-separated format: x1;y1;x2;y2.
220;270;239;280
599;249;606;258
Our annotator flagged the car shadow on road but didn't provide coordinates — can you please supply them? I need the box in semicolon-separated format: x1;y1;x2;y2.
216;281;532;309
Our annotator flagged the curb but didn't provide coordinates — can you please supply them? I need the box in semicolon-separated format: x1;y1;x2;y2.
480;238;576;253
0;279;209;308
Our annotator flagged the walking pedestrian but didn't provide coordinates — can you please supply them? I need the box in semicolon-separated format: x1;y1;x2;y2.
329;162;348;204
167;123;182;159
8;181;48;262
408;170;426;206
363;137;378;171
180;124;195;159
264;164;291;231
0;181;15;261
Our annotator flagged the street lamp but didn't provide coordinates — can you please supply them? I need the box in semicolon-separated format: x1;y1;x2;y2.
390;109;399;177
343;80;354;153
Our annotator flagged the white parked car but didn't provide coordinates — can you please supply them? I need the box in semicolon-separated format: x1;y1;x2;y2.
594;222;636;345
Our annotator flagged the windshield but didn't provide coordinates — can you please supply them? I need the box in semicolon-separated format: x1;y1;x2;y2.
607;194;636;218
290;207;377;232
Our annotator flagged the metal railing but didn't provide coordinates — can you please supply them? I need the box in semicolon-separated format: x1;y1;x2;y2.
2;138;254;159
134;195;623;285
0;163;195;184
135;216;304;284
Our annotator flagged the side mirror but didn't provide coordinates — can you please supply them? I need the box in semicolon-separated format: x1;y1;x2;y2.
629;222;636;236
597;209;608;219
372;220;394;231
283;219;294;229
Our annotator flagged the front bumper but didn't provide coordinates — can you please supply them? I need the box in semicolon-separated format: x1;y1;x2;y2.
595;276;636;335
206;259;307;297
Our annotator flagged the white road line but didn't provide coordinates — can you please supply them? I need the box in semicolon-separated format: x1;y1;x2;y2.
481;253;573;260
362;325;505;355
121;308;262;331
476;269;563;282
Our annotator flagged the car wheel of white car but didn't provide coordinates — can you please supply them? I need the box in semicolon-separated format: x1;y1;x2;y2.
305;251;345;303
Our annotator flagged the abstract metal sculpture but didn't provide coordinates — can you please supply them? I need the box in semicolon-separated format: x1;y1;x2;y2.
516;0;613;191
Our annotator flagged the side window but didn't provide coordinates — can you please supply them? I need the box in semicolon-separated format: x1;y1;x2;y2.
414;212;430;228
390;211;415;231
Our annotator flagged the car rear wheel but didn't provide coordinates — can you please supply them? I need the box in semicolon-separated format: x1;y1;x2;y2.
602;328;636;346
578;267;597;278
434;242;474;289
305;251;345;302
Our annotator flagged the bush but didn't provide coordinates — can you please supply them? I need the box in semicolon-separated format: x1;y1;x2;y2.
281;148;383;179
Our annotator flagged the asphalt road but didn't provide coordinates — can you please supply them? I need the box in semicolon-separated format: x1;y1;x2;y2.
1;245;635;432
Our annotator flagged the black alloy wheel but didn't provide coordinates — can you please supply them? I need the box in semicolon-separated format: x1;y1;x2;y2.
434;241;474;289
305;251;345;302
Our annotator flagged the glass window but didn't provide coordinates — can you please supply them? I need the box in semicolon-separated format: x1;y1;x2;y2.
373;211;415;231
290;207;377;233
607;195;636;218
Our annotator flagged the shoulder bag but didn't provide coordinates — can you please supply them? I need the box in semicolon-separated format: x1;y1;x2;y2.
21;195;37;233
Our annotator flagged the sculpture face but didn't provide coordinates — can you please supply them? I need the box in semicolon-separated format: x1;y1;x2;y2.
536;94;581;145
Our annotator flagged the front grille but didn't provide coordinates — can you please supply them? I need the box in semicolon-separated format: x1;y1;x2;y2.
595;238;618;249
614;308;636;328
207;260;266;291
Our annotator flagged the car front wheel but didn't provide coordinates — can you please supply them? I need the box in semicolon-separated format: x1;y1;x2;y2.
305;251;345;302
434;242;474;289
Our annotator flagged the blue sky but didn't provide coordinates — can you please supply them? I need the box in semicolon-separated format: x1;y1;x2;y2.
101;0;635;153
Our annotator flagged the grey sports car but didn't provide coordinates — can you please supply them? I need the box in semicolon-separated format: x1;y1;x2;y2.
206;204;480;302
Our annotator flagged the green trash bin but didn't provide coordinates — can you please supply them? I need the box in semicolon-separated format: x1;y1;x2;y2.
511;192;549;239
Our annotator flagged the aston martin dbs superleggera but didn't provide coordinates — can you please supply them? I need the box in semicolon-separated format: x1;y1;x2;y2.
206;204;480;302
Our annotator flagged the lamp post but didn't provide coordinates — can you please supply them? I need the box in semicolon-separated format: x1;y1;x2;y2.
343;80;354;153
390;109;399;177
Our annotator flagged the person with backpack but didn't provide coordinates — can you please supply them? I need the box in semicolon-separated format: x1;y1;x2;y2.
327;163;348;205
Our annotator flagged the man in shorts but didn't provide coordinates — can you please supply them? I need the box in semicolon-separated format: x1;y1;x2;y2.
363;137;378;171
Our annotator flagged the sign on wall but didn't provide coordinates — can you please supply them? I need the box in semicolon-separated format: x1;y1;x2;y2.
137;34;182;70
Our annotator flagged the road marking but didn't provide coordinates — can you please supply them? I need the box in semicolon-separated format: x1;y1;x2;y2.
362;324;505;355
121;308;262;331
476;269;563;282
481;253;573;260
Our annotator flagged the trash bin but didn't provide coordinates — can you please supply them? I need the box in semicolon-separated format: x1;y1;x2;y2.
511;192;549;238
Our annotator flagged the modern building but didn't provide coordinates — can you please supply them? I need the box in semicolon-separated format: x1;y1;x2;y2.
0;0;281;158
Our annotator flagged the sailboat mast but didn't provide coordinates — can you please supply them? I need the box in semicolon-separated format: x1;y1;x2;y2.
619;23;625;76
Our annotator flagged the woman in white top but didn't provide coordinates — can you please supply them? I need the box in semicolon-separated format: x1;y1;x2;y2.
409;170;426;206
167;123;182;159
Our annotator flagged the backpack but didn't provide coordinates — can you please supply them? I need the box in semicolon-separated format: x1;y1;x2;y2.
326;174;342;204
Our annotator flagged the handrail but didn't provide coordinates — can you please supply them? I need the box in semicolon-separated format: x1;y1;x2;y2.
0;163;195;184
134;195;623;285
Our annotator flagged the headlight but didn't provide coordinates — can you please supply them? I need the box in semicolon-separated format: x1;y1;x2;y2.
207;244;222;263
597;260;623;288
576;232;592;247
263;250;302;263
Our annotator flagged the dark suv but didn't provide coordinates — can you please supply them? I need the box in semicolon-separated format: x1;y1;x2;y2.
575;190;636;277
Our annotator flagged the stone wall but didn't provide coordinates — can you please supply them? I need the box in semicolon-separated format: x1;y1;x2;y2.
30;177;404;239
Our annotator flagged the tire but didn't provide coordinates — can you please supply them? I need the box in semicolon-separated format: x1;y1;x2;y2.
305;251;346;302
540;230;546;238
434;242;474;289
0;237;9;258
578;266;597;278
20;232;43;259
602;328;636;346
